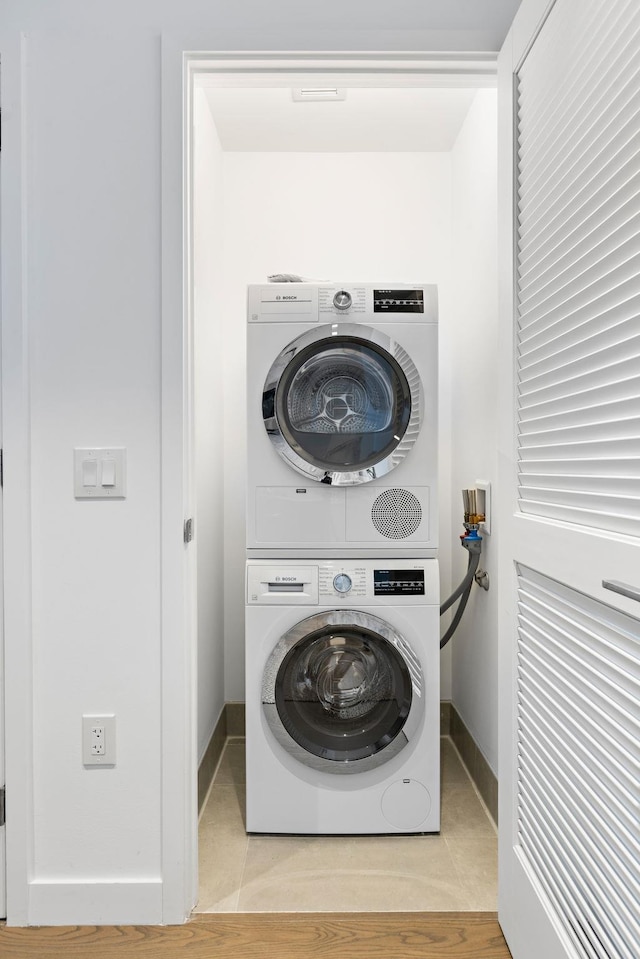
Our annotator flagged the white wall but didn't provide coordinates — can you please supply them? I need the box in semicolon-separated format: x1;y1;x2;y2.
0;3;518;53
6;29;165;922
193;89;226;762
215;151;454;701
450;89;500;773
195;97;501;769
0;0;506;925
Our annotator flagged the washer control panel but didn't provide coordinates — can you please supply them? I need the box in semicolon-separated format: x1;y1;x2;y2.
332;572;353;593
247;560;438;605
373;568;426;595
319;566;367;598
318;563;431;601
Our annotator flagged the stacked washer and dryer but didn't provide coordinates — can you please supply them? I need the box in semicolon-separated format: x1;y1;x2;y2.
245;282;440;834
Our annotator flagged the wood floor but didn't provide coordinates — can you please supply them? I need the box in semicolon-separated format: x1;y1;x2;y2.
0;913;512;958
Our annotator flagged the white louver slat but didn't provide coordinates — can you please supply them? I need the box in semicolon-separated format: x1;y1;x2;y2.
516;0;640;538
516;566;640;959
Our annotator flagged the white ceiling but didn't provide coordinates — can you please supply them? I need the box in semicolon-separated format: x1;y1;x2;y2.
203;86;482;152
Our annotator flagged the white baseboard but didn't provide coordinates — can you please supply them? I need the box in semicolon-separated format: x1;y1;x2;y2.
27;879;163;926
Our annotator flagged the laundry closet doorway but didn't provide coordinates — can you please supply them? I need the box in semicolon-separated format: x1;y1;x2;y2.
178;51;501;915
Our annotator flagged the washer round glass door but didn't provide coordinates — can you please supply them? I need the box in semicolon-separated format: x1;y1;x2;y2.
262;324;423;485
262;610;423;773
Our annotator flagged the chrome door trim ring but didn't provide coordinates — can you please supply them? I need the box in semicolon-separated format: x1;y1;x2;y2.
262;323;423;486
264;703;411;774
262;609;425;774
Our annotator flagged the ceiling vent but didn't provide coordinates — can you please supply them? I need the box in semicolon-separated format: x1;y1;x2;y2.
291;88;347;102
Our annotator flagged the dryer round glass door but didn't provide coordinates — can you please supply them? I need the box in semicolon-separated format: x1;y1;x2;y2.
262;610;424;774
262;324;423;485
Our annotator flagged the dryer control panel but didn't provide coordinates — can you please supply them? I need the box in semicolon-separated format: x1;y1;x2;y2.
318;287;367;314
247;560;439;606
248;282;438;324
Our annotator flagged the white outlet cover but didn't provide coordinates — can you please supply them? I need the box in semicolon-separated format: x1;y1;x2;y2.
74;448;126;499
82;714;116;766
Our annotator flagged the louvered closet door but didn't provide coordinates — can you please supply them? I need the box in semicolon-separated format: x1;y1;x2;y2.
497;1;640;958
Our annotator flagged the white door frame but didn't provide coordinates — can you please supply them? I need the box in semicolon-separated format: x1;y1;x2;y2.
1;34;34;925
0;130;6;926
0;41;499;926
160;43;499;922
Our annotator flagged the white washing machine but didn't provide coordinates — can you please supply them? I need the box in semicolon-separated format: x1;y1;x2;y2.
246;283;438;558
245;558;440;834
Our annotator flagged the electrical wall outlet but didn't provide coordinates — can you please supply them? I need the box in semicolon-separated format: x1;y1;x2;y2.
82;714;116;766
91;724;106;755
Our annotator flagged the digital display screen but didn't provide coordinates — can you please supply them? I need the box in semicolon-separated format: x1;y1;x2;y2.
374;289;424;313
374;569;425;595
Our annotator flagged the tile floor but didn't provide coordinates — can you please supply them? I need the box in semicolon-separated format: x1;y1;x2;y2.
196;737;497;913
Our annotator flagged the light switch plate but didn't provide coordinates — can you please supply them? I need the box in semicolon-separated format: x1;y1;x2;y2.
74;448;126;498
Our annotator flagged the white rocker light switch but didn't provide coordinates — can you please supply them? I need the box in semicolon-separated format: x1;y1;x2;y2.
101;458;116;487
82;458;98;487
74;448;126;498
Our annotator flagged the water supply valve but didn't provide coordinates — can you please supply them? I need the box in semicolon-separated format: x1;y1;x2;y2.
461;488;489;588
462;487;486;529
439;492;487;649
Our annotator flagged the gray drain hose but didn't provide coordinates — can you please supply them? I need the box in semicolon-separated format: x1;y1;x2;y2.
440;550;480;649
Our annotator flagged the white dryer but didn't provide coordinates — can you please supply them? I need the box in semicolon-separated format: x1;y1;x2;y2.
245;558;440;834
246;283;438;558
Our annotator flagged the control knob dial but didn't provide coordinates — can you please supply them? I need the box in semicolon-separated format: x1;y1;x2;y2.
333;290;352;311
333;573;353;594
